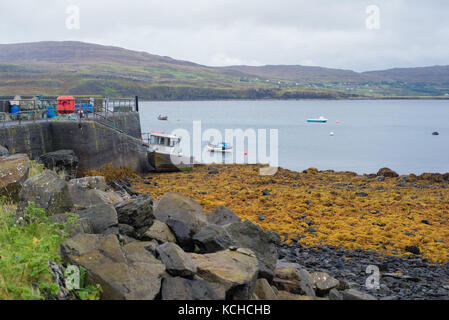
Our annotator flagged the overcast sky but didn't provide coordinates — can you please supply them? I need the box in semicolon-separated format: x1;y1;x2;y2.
0;0;448;71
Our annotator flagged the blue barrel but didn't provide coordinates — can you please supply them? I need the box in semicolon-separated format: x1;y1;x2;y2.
47;106;55;118
10;105;19;114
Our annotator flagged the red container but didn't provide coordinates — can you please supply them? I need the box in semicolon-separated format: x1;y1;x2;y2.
57;96;75;114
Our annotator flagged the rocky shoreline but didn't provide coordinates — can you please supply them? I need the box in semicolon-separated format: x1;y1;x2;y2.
1;148;449;300
278;243;449;300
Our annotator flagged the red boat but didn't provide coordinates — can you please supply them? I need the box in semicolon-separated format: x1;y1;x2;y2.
157;115;168;120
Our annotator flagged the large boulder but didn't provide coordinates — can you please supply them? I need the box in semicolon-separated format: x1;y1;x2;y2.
70;176;108;191
273;261;315;297
0;145;10;157
223;219;279;280
254;278;278;300
189;248;259;300
206;206;241;226
17;170;73;217
156;242;197;278
311;272;340;296
161;277;226;300
75;203;119;235
59;234;166;300
0;154;30;201
142;220;176;243
49;213;94;236
68;176;123;208
377;167;399;178
38;150;79;177
154;192;208;251
115;196;154;237
193;224;235;253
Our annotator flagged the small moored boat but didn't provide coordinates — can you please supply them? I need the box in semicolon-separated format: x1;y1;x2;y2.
207;142;232;153
307;116;328;123
157;115;168;121
147;132;192;172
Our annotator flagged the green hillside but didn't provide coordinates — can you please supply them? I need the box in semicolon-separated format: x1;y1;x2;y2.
0;41;448;99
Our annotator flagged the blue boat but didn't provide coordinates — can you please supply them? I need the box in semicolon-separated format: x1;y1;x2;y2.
307;116;328;123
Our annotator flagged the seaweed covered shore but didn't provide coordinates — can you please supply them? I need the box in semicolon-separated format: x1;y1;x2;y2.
129;164;449;264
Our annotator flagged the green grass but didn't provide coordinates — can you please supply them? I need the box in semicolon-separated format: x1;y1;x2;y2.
0;198;101;300
28;160;44;178
0;200;66;299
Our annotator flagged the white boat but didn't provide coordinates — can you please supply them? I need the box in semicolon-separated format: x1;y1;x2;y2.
207;142;232;153
307;116;328;123
147;132;192;172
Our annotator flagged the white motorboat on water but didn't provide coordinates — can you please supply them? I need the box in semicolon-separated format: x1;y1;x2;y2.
207;142;232;153
147;132;192;172
307;116;328;123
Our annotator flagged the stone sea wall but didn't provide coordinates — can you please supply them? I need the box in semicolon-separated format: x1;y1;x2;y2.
0;112;150;173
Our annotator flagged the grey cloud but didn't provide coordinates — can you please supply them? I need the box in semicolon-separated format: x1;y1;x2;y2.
0;0;448;71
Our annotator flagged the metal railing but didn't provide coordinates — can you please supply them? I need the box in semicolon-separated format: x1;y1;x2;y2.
0;97;138;129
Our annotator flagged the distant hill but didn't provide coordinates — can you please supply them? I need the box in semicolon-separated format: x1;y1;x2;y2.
0;41;448;99
363;65;449;83
221;65;380;83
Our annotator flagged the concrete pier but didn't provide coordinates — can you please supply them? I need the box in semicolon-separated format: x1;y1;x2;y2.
0;112;151;173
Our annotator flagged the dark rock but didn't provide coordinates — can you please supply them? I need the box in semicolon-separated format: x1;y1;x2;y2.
115;196;154;237
329;288;343;300
75;203;119;235
254;278;278;300
258;214;266;221
376;176;385;182
206;205;241;226
224;219;279;281
142;220;176;243
17;170;73;218
68;176;123;208
49;213;94;236
108;180;139;197
154;192;208;251
59;234;166;300
311;272;340;296
38;150;79;177
156;242;197;278
421;220;431;225
355;192;368;197
377;168;399;178
405;245;420;255
262;189;271;196
342;289;377;300
118;223;136;237
193;224;234;253
0;154;30;201
0;145;10;157
432;132;439;136
208;170;219;174
161;277;226;300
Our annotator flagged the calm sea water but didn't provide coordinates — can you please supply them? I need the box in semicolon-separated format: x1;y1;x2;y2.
139;100;449;175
